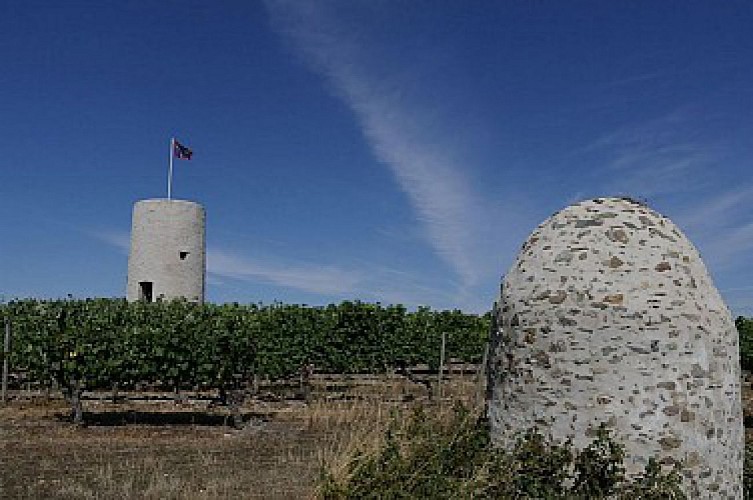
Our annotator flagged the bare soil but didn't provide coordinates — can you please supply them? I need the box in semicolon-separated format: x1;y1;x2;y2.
1;375;480;499
2;372;748;499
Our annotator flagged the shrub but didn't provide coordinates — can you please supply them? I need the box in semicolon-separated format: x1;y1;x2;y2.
318;404;686;499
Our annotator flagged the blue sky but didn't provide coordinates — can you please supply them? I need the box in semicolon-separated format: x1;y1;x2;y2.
1;1;752;314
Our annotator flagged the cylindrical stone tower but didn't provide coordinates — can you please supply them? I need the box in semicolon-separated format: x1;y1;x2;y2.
487;197;742;498
126;199;205;303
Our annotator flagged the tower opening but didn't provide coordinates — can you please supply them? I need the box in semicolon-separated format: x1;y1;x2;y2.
139;281;153;302
179;251;190;260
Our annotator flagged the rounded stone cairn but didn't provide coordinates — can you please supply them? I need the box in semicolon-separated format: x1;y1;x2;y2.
486;197;743;498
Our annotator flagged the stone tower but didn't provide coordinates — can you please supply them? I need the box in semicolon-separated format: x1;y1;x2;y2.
126;199;205;303
487;197;742;498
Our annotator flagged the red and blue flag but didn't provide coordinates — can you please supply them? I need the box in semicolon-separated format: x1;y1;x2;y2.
173;140;193;160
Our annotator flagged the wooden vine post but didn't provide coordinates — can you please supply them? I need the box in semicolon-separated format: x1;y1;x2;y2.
2;317;10;404
70;378;83;425
437;331;447;400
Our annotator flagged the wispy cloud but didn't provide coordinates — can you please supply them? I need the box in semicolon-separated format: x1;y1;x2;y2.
265;1;491;290
670;184;753;269
207;248;363;296
675;185;753;233
89;229;130;253
349;262;460;307
604;69;670;88
700;219;753;268
586;110;714;198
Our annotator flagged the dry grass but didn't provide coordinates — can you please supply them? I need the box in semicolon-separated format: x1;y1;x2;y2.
306;377;482;492
0;375;482;499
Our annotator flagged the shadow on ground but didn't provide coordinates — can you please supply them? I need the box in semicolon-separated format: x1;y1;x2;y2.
54;410;268;427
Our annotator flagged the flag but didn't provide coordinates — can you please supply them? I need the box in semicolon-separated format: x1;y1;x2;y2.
173;139;193;160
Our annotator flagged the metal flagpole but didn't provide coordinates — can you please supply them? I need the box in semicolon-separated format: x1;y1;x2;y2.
167;137;175;200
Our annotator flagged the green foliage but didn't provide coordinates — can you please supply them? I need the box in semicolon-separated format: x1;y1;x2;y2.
571;425;625;497
736;316;753;371
319;406;687;500
1;298;257;393
502;428;573;498
619;458;686;500
0;298;489;391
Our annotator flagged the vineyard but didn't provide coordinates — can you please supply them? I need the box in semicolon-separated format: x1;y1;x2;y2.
3;301;753;498
5;300;753;405
0;298;489;422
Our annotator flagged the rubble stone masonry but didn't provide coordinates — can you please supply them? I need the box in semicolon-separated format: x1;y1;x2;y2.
487;197;742;498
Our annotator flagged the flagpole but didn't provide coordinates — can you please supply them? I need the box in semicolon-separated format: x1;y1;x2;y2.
167;137;174;200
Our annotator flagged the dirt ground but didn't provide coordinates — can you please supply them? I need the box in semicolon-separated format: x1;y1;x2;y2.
2;372;750;499
0;375;480;499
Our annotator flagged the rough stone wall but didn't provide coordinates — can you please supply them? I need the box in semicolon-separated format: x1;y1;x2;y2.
487;197;742;498
126;199;205;303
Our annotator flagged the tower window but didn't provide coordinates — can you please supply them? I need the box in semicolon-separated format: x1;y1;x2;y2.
139;281;153;302
179;251;190;260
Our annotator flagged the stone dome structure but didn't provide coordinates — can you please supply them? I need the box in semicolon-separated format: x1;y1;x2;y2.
487;197;743;498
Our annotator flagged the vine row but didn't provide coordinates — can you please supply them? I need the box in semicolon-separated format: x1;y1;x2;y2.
1;298;490;392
